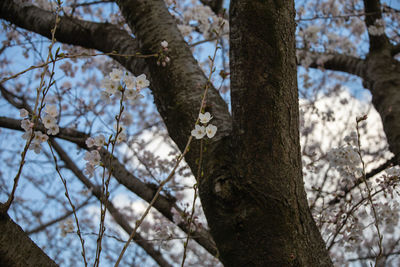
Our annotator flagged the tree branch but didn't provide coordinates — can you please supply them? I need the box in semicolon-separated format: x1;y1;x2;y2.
328;157;396;205
49;139;172;267
115;0;232;164
0;0;147;76
298;50;366;77
363;0;391;51
26;196;93;235
0;115;217;257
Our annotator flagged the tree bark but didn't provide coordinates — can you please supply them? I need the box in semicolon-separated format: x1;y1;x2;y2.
0;212;58;267
205;0;332;265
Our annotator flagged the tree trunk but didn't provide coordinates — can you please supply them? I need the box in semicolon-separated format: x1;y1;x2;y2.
192;1;332;266
365;51;400;162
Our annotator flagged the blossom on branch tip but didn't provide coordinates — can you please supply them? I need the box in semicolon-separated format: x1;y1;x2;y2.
199;112;212;124
29;142;42;154
86;137;95;148
33;131;48;144
161;40;168;49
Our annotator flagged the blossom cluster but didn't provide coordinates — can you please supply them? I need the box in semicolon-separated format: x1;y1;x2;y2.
100;68;150;103
178;4;229;39
84;150;101;178
327;132;362;183
42;105;60;135
20;105;59;154
191;112;217;139
86;134;105;148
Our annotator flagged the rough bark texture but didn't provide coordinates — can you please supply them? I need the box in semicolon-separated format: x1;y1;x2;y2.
0;212;58;267
225;0;333;266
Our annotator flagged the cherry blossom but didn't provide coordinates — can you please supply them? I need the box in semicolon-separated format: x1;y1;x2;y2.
205;124;217;138
135;74;150;90
19;108;29;118
191;125;206;139
199;112;212;124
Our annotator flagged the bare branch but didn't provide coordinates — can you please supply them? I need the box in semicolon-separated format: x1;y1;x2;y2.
298;50;366;77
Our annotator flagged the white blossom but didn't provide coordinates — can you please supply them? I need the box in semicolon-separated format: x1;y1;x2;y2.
368;19;385;36
206;124;217;138
43;114;56;129
22;130;32;140
109;68;124;82
86;137;95;148
21;119;33;132
124;75;136;90
47;124;59;135
84;163;95;178
177;24;193;37
125;89;141;100
135;74;150;90
84;150;101;165
19;108;29;118
161;40;168;48
101;77;119;94
45;104;58;117
33;131;48;144
386;166;400;177
191;124;206;139
100;91;111;103
94;135;105;147
199;112;212;124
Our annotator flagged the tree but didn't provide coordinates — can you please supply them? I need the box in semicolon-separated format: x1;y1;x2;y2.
0;0;399;266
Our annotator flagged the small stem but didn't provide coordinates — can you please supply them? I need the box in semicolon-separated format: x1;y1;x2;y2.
181;139;203;267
